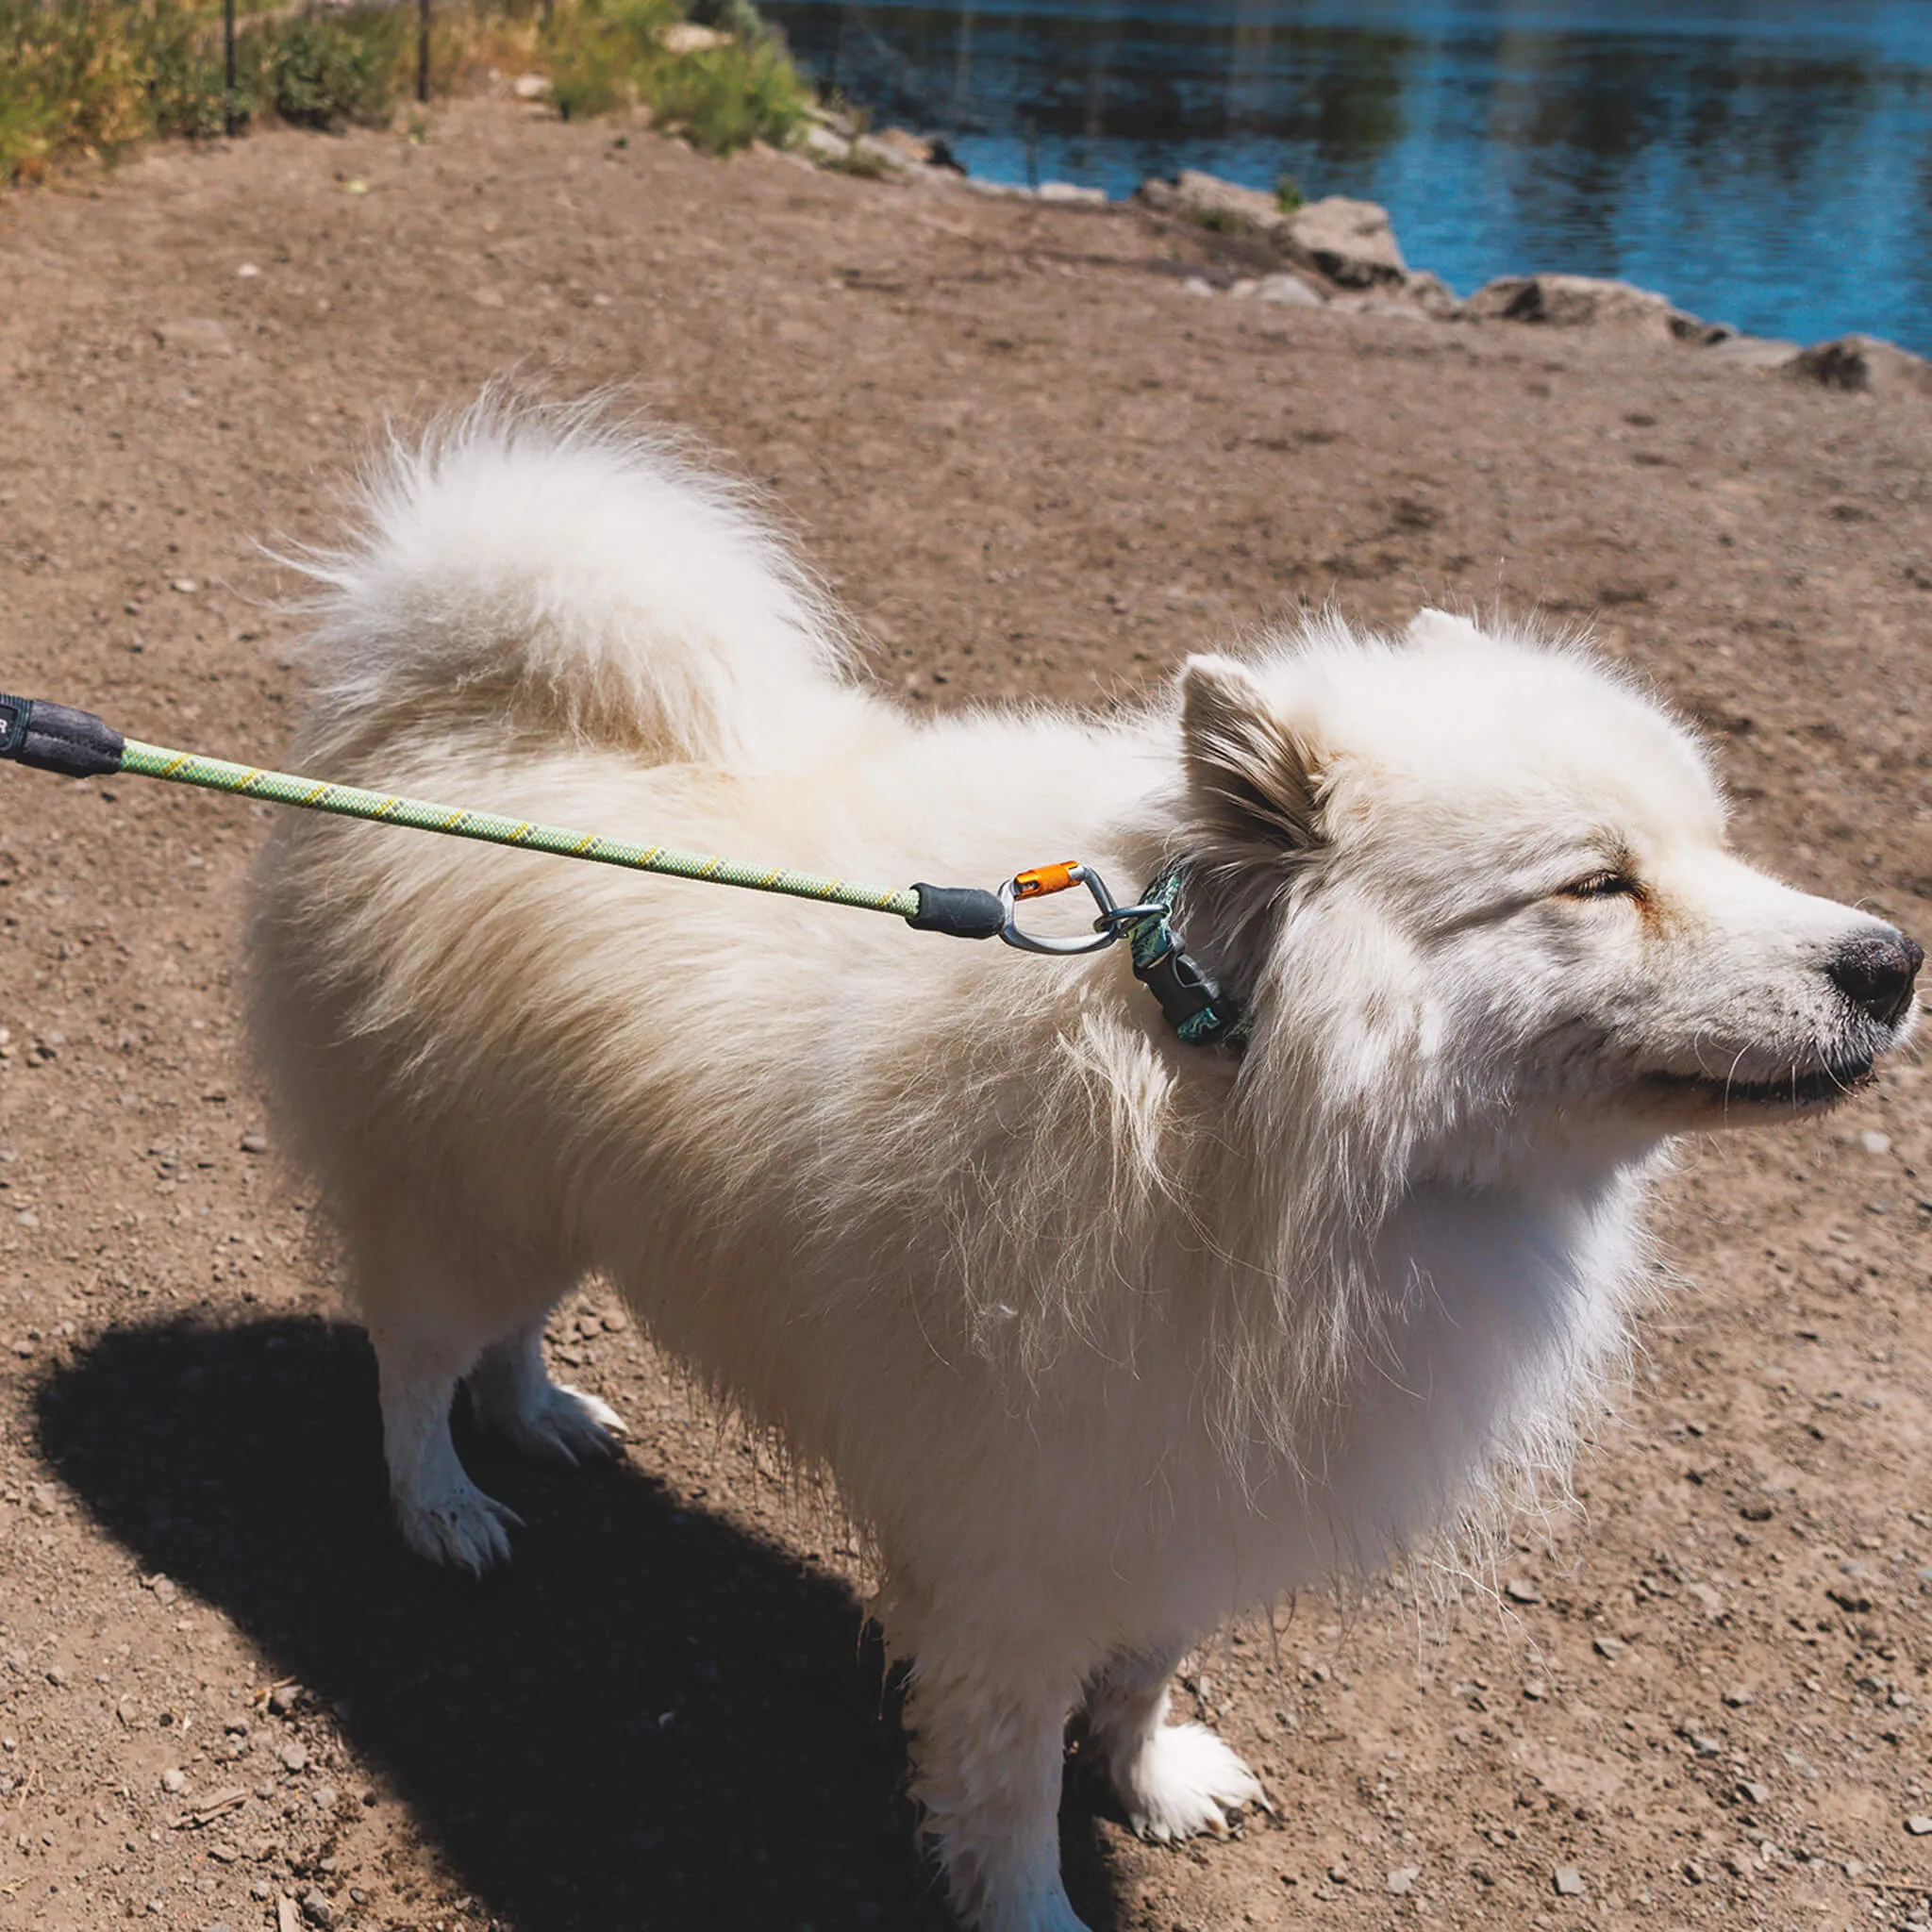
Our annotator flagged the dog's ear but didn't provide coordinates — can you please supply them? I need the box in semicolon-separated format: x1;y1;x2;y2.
1178;654;1325;851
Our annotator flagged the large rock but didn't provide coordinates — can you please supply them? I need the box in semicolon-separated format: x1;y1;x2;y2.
1467;273;1707;341
1282;196;1407;287
1790;334;1932;396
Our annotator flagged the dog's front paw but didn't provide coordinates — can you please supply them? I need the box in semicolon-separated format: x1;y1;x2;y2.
395;1477;523;1574
1117;1722;1264;1843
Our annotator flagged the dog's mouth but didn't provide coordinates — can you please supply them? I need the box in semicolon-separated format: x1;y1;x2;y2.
1641;1058;1876;1114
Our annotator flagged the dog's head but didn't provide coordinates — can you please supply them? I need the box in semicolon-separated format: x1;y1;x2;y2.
1174;610;1919;1166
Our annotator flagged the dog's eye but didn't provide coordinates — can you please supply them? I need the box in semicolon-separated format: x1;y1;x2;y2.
1560;871;1642;901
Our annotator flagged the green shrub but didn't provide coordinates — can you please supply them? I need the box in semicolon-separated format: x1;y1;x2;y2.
1275;173;1306;214
544;0;807;150
268;7;404;130
139;0;250;139
547;0;678;121
650;37;808;152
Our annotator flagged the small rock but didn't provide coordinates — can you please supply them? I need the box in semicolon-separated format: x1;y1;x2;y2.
1859;1130;1892;1155
171;578;200;595
869;126;934;167
1504;1577;1541;1605
1592;1635;1627;1659
276;1740;308;1774
1467;273;1701;341
1553;1866;1586;1896
511;72;549;99
1283;195;1407;286
1683;1858;1706;1884
1689;1733;1723;1758
1722;1686;1754;1707
1724;1849;1754;1879
299;1891;333;1929
1907;1815;1932;1836
1247;273;1324;307
659;20;729;52
1036;181;1106;205
1386;1865;1420;1895
1522;1679;1547;1701
1141;169;1285;233
1704;332;1801;370
160;1766;187;1793
241;1133;269;1156
156;318;234;357
1791;333;1932;396
237;263;261;278
802;125;850;163
1738;1780;1771;1806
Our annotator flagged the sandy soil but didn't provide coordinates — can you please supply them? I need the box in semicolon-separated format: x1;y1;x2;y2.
0;100;1928;1932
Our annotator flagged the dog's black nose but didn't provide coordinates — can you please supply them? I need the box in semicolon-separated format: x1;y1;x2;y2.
1828;930;1924;1027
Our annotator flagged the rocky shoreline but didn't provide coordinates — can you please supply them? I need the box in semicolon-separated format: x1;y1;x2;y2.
798;117;1932;397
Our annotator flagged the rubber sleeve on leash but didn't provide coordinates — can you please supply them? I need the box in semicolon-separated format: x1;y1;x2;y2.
0;695;125;779
907;882;1008;941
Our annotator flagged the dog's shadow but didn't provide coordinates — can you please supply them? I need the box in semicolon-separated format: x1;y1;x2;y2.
35;1316;1124;1932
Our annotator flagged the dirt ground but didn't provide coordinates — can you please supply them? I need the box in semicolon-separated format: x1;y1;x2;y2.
0;99;1928;1932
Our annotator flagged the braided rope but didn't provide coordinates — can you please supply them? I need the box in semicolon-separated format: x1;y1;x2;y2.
116;740;923;920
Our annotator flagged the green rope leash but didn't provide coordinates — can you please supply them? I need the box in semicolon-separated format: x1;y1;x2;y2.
0;691;1249;1047
116;736;922;920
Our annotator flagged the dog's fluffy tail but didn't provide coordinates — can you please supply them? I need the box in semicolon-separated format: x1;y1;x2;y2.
289;399;853;769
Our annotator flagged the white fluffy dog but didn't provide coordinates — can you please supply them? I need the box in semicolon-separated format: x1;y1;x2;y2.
249;406;1921;1932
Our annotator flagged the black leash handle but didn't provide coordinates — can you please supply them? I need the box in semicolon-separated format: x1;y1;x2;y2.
0;694;125;778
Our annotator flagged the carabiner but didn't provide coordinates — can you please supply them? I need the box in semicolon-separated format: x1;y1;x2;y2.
996;861;1162;956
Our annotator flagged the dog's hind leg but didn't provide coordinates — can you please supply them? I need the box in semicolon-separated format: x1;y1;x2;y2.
465;1316;627;1463
1079;1641;1263;1843
341;1194;577;1573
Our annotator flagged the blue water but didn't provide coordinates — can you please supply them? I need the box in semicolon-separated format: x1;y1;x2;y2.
760;1;1932;352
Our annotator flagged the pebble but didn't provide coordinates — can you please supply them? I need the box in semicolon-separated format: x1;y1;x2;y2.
1722;1686;1754;1707
240;1133;270;1156
1907;1815;1932;1836
1683;1858;1707;1884
299;1892;333;1929
1386;1865;1420;1895
1592;1635;1628;1659
1859;1130;1891;1155
1505;1578;1541;1604
1738;1780;1771;1805
160;1766;186;1793
276;1740;308;1773
1553;1866;1586;1896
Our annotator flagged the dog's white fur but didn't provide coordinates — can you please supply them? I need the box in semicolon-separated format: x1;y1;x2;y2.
249;405;1919;1932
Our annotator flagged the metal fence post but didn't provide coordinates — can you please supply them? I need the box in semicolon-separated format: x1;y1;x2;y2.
224;0;238;135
